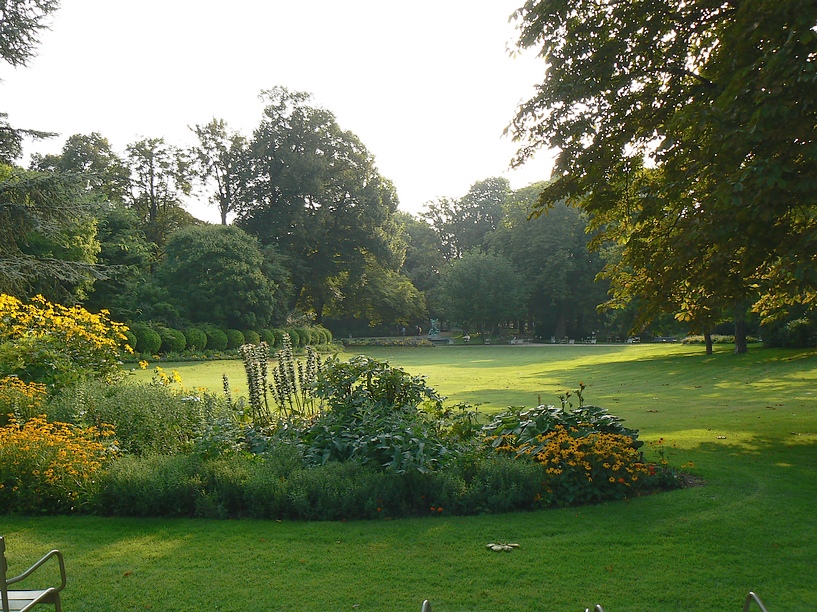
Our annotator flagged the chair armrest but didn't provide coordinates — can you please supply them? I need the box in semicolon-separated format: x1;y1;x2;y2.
6;549;66;593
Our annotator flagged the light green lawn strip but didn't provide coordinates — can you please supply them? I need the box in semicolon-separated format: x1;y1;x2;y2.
30;343;817;610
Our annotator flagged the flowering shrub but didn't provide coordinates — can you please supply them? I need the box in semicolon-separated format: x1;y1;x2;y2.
0;376;47;425
489;426;652;506
0;416;116;513
0;293;131;390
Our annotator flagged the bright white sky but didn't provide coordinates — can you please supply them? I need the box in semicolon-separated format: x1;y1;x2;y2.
1;0;554;222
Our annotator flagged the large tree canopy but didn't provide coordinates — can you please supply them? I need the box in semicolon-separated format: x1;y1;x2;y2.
236;87;403;322
157;225;280;330
510;0;817;351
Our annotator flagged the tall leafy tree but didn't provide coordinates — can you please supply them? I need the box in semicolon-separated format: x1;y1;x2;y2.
126;137;195;246
421;177;510;260
490;184;607;340
0;0;59;67
0;0;105;301
31;133;130;204
191;118;248;225
0;164;100;301
509;0;817;353
236;87;402;323
436;251;527;341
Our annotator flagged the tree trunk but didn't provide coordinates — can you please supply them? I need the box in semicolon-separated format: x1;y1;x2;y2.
704;330;713;355
734;309;748;354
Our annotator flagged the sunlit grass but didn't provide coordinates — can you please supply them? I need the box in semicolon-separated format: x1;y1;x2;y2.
14;343;814;610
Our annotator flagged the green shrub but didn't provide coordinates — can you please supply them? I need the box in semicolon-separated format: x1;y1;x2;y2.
295;327;311;347
482;383;642;450
130;323;162;356
314;328;327;345
184;328;208;351
225;329;245;350
319;326;333;344
204;327;229;352
158;327;187;354
273;329;287;348
97;453;201;517
46;379;206;455
284;328;301;348
243;330;261;345
307;328;320;345
260;329;277;347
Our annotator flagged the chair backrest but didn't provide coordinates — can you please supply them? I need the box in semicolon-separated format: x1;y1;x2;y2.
1;536;10;612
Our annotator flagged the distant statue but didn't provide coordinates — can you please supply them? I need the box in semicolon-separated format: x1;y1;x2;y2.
429;319;440;337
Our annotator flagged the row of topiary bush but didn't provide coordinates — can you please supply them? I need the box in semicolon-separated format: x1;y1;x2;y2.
125;323;333;357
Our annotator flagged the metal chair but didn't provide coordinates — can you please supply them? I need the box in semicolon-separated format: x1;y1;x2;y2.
0;537;66;612
743;591;769;612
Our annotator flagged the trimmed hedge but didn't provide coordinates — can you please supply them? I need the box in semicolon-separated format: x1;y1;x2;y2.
159;327;187;354
225;329;245;350
130;323;161;356
260;329;277;347
204;327;228;352
243;330;261;345
184;328;208;351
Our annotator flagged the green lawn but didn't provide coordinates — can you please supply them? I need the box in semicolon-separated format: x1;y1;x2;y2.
4;344;816;610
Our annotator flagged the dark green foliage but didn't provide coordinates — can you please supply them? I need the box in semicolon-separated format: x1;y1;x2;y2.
203;327;228;352
96;454;202;517
242;330;261;345
129;323;161;356
314;328;327;345
483;404;642;451
761;312;817;348
92;452;546;520
158;327;186;354
157;225;278;329
225;329;245;350
234;87;403;326
273;329;286;348
283;328;300;348
436;251;527;340
320;326;333;344
308;328;320;346
295;326;310;347
184;327;207;351
45;379;206;455
259;329;276;347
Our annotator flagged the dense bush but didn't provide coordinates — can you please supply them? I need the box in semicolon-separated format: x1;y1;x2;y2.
0;416;115;514
273;329;287;348
242;330;261;345
184;328;208;351
130;323;162;356
225;329;245;350
204;327;229;352
319;326;333;344
294;327;311;347
93;451;549;520
45;379;207;455
283;328;301;348
761;314;817;348
259;329;276;347
0;294;130;390
158;327;187;354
